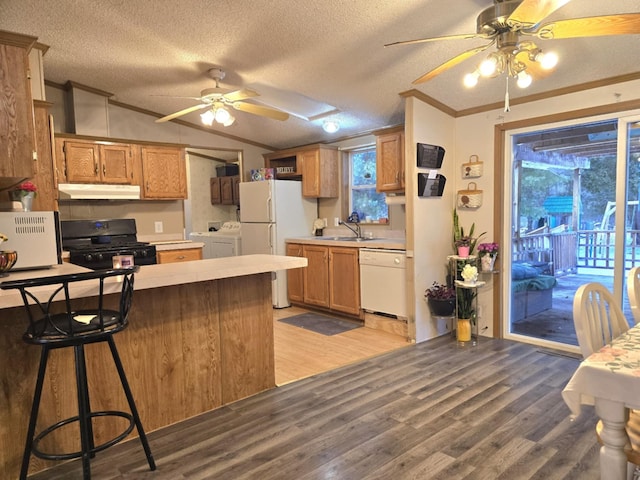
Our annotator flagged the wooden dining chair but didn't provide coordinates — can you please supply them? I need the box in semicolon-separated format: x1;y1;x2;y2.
574;282;640;479
628;267;640;325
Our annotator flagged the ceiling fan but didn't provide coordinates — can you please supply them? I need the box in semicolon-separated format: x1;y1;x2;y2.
386;0;640;89
155;68;289;125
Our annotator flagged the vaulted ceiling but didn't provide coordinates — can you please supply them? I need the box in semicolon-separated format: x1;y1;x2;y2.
2;0;640;150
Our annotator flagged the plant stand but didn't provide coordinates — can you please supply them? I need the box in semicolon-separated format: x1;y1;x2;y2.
448;255;485;347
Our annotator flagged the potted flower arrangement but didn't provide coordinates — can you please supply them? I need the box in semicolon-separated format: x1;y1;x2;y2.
452;208;485;257
478;242;499;272
10;181;37;211
425;281;456;317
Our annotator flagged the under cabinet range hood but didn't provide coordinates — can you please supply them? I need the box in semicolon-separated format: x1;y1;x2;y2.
58;183;141;200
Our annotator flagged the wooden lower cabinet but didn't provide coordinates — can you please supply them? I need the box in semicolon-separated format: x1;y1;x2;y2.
286;243;304;303
156;247;203;264
288;243;361;316
328;247;361;316
302;245;330;308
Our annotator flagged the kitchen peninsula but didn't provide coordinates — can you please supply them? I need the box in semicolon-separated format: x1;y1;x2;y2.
0;255;306;478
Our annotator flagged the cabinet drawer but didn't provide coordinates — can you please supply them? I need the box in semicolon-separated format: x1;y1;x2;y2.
156;248;202;264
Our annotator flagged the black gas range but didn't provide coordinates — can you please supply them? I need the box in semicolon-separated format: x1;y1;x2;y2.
61;219;157;270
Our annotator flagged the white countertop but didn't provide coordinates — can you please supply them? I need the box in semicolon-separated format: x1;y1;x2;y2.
286;236;405;250
0;255;307;309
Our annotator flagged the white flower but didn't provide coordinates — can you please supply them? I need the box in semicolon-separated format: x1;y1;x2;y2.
461;264;478;283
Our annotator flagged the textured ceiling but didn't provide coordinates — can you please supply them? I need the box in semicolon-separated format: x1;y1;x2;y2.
2;0;639;150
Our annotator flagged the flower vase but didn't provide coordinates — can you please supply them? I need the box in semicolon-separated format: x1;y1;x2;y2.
481;255;496;272
21;192;34;212
456;318;472;342
457;245;470;257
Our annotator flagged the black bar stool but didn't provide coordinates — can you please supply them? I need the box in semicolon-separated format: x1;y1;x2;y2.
1;267;156;479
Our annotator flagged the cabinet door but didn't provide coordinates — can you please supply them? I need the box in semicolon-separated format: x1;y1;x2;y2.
141;146;187;199
376;131;405;192
31;101;57;211
302;245;330;308
220;176;234;205
0;39;35;182
100;144;133;184
232;176;241;205
299;149;320;197
210;177;222;204
329;247;361;315
286;243;304;303
64;141;100;182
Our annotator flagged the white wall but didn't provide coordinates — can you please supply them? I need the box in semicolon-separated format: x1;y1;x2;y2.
406;98;457;343
408;78;640;342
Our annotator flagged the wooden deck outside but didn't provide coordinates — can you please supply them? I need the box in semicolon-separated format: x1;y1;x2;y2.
510;271;631;346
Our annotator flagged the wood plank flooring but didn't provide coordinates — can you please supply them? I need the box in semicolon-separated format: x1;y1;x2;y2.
274;306;410;385
29;334;600;480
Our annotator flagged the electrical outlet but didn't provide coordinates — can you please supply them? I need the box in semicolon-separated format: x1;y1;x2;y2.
334;217;340;227
154;221;163;233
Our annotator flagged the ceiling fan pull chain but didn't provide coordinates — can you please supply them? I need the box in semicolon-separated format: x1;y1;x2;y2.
504;76;510;113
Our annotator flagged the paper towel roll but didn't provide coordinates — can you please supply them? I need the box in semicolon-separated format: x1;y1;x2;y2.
385;195;406;205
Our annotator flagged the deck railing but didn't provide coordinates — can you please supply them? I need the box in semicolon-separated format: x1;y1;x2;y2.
513;229;640;276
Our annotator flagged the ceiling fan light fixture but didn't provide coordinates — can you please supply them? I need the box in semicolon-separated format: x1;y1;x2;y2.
200;109;215;126
538;51;558;70
479;54;498;77
463;71;479;88
323;120;340;133
214;106;231;124
516;70;532;88
222;113;236;127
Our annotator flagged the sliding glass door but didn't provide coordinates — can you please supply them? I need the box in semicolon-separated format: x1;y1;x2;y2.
503;114;640;350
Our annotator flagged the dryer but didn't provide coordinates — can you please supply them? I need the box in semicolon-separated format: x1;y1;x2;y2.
189;222;242;259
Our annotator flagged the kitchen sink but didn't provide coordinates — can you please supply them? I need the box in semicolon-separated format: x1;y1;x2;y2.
326;236;376;242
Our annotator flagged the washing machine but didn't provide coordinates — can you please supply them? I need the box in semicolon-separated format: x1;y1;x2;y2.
189;222;242;259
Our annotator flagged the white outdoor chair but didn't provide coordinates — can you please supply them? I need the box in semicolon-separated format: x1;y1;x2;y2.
574;282;640;479
628;267;640;325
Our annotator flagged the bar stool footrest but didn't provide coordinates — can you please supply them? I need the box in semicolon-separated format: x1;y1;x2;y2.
32;410;135;461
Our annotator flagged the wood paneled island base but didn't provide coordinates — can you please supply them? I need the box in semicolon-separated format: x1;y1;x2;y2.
0;267;281;478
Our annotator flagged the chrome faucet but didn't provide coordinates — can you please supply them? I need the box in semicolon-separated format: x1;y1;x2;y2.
339;220;362;238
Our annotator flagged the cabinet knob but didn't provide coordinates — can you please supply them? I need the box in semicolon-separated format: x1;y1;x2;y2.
103;164;106;175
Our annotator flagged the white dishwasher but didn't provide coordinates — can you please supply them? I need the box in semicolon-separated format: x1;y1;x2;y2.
359;249;407;318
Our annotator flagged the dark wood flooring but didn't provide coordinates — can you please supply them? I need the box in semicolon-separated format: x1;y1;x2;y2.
29;336;600;480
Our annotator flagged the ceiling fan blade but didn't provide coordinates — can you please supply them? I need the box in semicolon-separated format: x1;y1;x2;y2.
412;44;492;85
507;0;571;29
231;102;290;121
223;88;259;102
155;103;209;123
385;32;480;48
533;13;640;39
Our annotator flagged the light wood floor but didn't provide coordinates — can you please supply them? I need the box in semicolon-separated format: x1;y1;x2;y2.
30;335;600;480
274;306;410;385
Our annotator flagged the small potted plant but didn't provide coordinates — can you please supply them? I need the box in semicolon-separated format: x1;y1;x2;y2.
454;236;472;257
452;208;485;256
425;281;456;317
456;287;477;343
10;181;38;211
478;242;499;272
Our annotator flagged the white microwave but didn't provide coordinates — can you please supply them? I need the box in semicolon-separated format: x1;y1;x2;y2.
0;211;61;270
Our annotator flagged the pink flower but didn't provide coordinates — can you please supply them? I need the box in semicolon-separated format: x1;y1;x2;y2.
17;181;37;193
478;242;499;257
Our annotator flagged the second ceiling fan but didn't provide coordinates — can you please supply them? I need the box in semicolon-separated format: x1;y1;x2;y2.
155;68;289;126
387;0;640;87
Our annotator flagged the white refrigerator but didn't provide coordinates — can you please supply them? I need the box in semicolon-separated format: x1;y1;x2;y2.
239;180;317;308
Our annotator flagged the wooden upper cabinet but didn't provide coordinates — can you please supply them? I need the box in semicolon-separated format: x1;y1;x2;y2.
264;144;338;198
210;177;222;204
61;140;133;184
140;146;187;199
298;146;339;198
375;127;405;193
211;175;240;205
0;31;37;185
31;100;57;211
